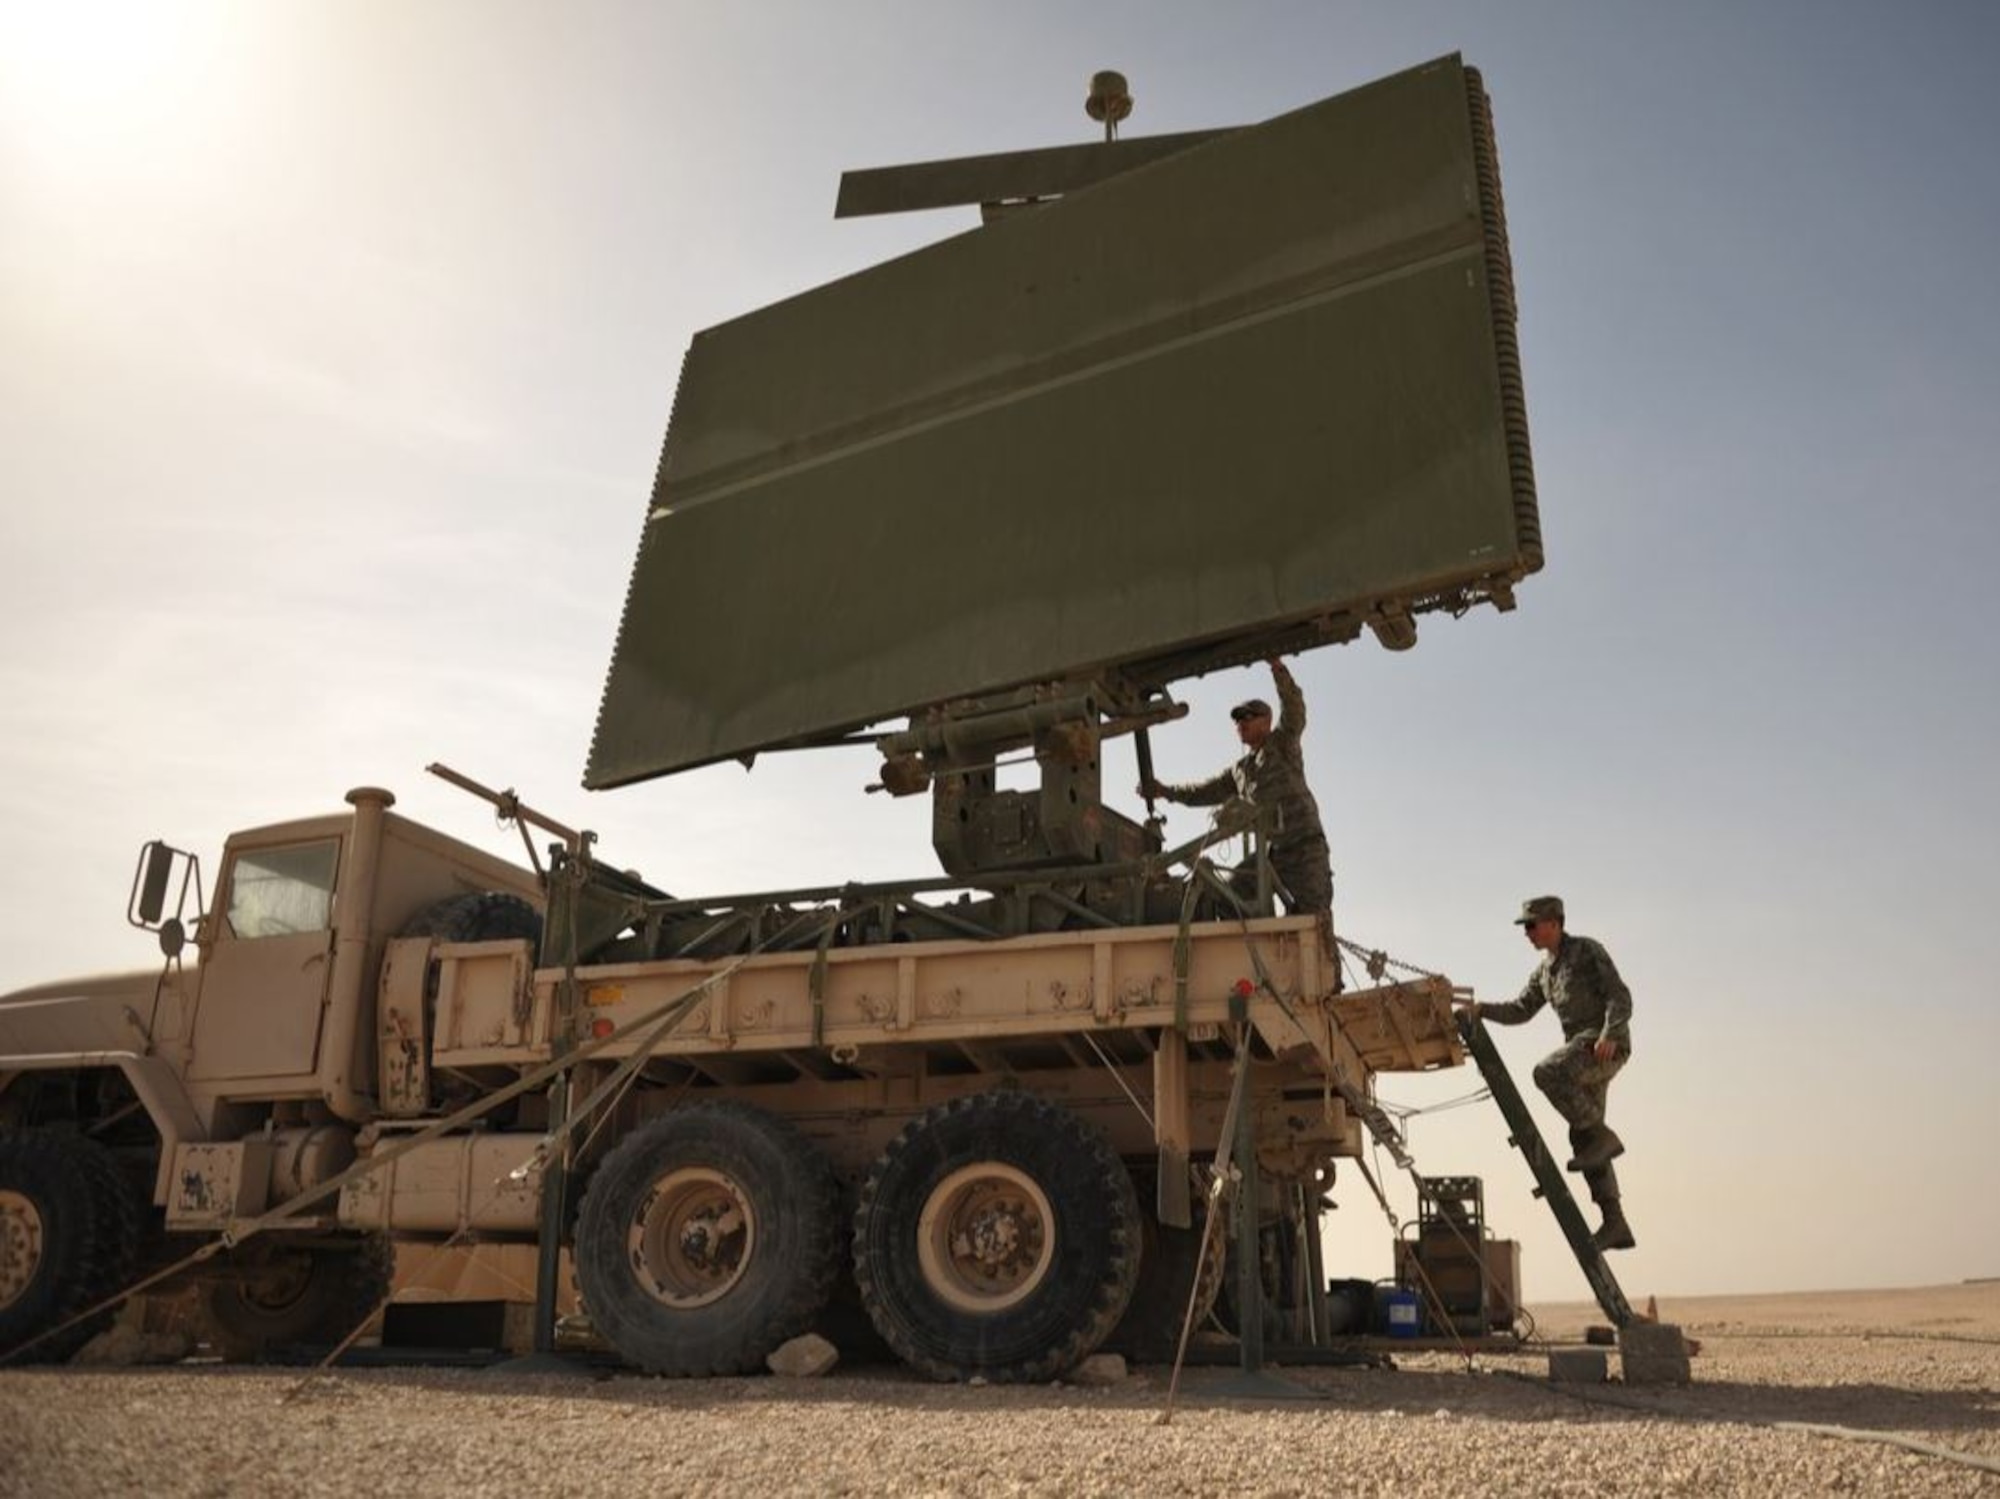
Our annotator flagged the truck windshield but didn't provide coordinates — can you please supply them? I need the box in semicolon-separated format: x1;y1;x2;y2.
224;839;339;939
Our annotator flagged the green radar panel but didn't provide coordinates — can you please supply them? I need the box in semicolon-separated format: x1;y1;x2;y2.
588;54;1539;789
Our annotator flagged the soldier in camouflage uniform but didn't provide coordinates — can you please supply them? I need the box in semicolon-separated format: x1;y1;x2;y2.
1463;895;1636;1251
1141;658;1336;976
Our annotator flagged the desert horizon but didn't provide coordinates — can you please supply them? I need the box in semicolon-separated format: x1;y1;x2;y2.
1531;1279;2000;1326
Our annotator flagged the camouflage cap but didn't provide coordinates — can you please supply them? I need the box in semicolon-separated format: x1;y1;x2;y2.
1514;895;1564;925
1230;697;1273;722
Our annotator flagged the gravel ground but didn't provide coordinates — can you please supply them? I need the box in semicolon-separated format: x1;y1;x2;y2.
3;1284;1995;1497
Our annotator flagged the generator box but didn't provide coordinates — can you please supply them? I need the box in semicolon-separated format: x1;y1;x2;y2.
1393;1236;1521;1334
1395;1175;1523;1334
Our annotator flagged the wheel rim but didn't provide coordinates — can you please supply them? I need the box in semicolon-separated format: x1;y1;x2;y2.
0;1190;44;1312
236;1246;315;1315
916;1162;1056;1314
628;1167;756;1309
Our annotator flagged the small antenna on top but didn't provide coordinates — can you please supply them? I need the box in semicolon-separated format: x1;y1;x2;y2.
1085;70;1133;142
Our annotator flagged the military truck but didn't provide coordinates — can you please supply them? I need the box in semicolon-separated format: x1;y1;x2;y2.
0;53;1536;1380
0;781;1461;1374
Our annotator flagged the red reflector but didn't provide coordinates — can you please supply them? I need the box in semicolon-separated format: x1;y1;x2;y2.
1233;978;1255;998
591;1018;615;1039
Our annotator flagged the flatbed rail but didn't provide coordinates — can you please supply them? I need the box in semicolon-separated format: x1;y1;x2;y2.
471;917;1465;1082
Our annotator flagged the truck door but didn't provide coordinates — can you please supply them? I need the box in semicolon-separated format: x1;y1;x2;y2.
188;837;341;1082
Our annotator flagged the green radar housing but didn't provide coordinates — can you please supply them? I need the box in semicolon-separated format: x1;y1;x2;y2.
588;54;1539;790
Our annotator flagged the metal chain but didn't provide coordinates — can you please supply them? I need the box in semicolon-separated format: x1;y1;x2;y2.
1336;934;1448;985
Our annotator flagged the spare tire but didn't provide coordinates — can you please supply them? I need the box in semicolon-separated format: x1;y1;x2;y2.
398;891;543;948
395;891;546;1122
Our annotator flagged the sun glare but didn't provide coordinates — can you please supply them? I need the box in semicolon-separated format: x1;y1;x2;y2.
0;0;235;177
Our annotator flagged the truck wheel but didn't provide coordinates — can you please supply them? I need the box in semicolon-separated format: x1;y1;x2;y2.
853;1092;1140;1383
1101;1166;1223;1363
574;1103;841;1376
398;891;543;945
0;1130;140;1364
205;1235;392;1361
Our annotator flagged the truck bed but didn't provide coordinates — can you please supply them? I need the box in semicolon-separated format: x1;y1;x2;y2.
419;913;1462;1163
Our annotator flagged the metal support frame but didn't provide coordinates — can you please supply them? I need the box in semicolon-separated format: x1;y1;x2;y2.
515;854;585;1371
1209;994;1315;1400
567;812;1284;967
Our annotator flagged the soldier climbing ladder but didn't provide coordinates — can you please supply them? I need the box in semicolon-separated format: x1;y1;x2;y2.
1456;1013;1634;1329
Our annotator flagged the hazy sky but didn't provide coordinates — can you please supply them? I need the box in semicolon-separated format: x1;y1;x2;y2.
3;1;1995;1302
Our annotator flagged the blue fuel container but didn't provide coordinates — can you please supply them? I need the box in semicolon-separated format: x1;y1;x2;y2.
1384;1289;1422;1338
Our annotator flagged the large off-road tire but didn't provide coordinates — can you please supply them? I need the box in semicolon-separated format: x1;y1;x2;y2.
0;1130;142;1364
398;891;543;947
853;1092;1141;1383
204;1235;393;1361
574;1103;842;1376
809;1179;896;1366
1101;1166;1224;1364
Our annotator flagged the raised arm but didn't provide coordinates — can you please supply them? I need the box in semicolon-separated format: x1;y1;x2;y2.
1270;658;1306;737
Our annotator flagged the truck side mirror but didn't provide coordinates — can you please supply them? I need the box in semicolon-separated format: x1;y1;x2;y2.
136;841;173;924
129;839;202;941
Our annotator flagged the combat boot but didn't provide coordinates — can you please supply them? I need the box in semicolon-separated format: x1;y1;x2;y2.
1566;1125;1625;1174
1591;1201;1636;1252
